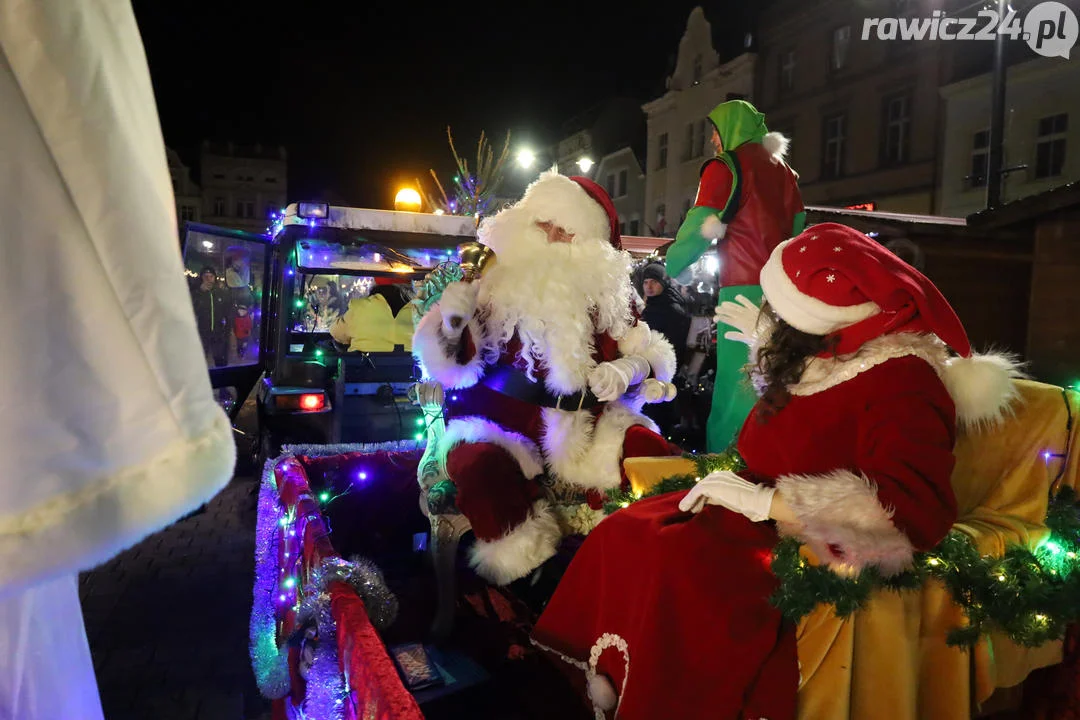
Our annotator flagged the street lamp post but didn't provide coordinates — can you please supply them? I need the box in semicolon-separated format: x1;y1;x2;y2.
986;0;1008;208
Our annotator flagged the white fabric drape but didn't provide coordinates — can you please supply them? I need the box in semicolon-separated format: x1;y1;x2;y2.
0;0;235;715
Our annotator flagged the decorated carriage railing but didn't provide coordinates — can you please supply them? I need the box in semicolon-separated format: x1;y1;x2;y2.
251;446;424;720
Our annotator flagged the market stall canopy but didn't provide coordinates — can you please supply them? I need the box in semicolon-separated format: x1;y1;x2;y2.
622;235;670;259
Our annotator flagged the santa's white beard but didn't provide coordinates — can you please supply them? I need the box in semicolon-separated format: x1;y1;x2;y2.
477;213;634;394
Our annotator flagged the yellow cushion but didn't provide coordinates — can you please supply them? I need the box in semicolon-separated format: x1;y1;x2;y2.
622;456;697;497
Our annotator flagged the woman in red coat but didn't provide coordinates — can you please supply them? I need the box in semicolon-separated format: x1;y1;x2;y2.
531;223;1021;719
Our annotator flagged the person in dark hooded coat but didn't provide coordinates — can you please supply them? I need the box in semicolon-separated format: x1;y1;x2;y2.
639;263;690;433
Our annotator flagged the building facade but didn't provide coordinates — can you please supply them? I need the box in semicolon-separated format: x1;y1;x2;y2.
594;147;646;237
754;0;947;214
938;57;1080;218
642;8;755;237
200;142;288;233
167;148;202;227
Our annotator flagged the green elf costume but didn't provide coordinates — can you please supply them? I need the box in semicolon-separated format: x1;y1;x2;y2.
665;100;804;452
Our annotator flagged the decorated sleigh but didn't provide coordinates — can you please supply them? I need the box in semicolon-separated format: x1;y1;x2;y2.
250;373;1080;719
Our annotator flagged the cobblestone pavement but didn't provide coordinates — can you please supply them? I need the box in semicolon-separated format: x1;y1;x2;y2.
80;471;270;720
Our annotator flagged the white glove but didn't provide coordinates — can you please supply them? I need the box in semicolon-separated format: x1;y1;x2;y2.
641;378;677;404
588;356;651;403
678;470;775;522
438;281;478;337
713;294;772;346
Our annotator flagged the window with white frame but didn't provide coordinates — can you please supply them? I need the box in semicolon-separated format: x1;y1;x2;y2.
179;205;195;223
969;130;989;188
779;50;795;93
617;170;627;197
630;218;640;235
822;113;846;179
831;26;851;71
212;197;226;216
1035;113;1068;179
657;133;668;169
606;174;616;197
882;93;911;166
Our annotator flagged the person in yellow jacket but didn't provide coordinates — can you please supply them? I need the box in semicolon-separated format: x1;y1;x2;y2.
330;281;416;352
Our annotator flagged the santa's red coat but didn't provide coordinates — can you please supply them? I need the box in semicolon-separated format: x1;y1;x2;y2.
413;292;679;584
533;349;958;719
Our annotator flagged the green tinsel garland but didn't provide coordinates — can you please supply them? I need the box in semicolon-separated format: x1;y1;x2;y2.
605;451;1080;649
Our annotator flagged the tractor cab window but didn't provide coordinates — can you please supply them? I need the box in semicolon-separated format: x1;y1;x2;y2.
182;229;266;369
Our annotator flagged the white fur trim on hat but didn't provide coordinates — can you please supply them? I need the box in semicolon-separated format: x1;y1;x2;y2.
941;351;1025;432
518;171;612;246
759;239;881;336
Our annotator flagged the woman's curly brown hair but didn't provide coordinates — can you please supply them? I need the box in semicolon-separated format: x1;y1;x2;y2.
753;302;838;419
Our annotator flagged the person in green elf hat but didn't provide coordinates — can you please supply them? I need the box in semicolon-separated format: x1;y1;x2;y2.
665;99;804;452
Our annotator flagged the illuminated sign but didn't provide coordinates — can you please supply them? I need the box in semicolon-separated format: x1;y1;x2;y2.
845;202;877;211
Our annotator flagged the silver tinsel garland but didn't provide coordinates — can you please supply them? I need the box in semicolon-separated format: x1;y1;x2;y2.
250;444;411;712
250;459;292;700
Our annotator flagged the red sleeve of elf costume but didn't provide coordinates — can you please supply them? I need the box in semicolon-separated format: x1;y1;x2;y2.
775;357;958;575
695;159;734;211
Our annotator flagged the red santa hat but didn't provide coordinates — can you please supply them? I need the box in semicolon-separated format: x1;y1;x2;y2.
516;171;622;251
759;222;1021;427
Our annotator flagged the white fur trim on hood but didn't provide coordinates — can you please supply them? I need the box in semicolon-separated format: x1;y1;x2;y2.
469;499;561;585
762;131;790;160
775;469;916;575
412;307;486;390
517;171;611;246
443;417;545;480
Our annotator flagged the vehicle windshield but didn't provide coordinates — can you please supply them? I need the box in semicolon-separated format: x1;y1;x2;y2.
295;238;459;275
290;273;386;333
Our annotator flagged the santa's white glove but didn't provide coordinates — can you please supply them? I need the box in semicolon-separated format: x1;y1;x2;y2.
588;356;651;403
438;281;478;337
713;294;772;346
641;378;677;404
678;470;775;522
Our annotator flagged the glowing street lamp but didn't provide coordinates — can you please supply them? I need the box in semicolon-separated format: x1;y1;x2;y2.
516;149;536;169
576;157;594;173
394;187;422;212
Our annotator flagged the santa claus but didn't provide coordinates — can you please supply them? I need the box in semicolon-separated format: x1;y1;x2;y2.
413;172;680;586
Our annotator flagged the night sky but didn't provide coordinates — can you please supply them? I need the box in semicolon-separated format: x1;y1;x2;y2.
133;1;749;209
